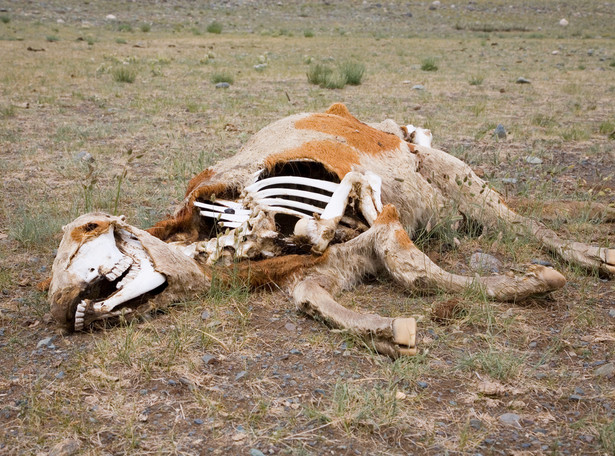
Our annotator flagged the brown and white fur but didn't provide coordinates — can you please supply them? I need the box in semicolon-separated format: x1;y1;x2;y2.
49;103;614;357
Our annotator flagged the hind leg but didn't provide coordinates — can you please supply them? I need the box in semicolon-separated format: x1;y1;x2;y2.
415;145;615;276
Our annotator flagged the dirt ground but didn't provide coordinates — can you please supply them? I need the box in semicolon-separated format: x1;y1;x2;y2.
1;1;614;455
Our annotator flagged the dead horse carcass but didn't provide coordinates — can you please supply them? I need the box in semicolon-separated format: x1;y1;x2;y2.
48;103;614;357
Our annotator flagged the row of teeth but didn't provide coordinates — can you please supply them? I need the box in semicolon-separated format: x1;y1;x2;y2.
116;262;141;290
104;256;133;281
74;301;87;331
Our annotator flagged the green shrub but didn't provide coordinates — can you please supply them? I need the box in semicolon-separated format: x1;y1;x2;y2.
118;23;133;32
339;61;365;86
304;29;314;38
210;72;234;84
140;23;151;32
421;57;439;71
469;74;484;86
307;63;333;86
207;21;223;34
46;35;60;42
115;38;127;44
0;15;10;24
112;67;136;83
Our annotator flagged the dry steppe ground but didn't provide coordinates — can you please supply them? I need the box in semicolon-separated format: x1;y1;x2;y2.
1;1;614;454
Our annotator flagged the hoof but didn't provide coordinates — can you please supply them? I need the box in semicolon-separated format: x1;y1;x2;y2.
393;317;417;350
531;265;566;290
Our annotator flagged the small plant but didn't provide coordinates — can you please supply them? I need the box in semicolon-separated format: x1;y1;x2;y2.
339;61;365;86
459;347;525;381
113;66;136;83
0;104;15;118
469;74;484;86
207;21;223;34
420;57;439;71
307;63;333;85
560;126;590;141
210;71;234;84
118;23;133;32
85;36;95;45
531;113;557;127
600;419;615;455
610;61;615;68
0;15;10;24
304;29;314;38
46;35;60;42
140;23;151;32
599;120;615;135
115;38;127;44
9;206;63;248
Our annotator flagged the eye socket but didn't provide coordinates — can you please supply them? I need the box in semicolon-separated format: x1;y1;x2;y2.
89;268;95;273
84;223;98;232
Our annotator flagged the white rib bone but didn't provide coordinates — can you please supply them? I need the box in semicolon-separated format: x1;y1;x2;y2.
193;201;251;215
252;198;326;216
199;210;251;223
253;188;333;204
245;176;339;194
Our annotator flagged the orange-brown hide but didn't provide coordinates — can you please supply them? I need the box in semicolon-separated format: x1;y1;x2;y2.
375;205;414;249
70;220;113;244
147;169;232;242
295;103;403;156
213;253;329;289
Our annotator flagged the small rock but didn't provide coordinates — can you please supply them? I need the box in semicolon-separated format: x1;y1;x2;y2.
37;337;53;349
499;413;522;428
502;177;518;184
57;19;65;24
574;387;585;396
528;341;537;349
559;18;569;27
516;77;531;84
494;124;507;139
289;349;302;355
552;50;559;55
396;391;407;400
417;381;428;389
569;394;583;401
215;82;230;89
531;259;553;267
55;371;65;379
470;419;482;429
594;363;615;379
580;434;594;443
253;63;267;71
411;84;425;90
49;439;81;456
313;388;326;396
202;354;216;365
284;322;296;331
105;14;117;21
250;450;266;456
193;418;204;425
525;156;543;164
200;310;210;320
168;379;177;386
235;370;247;381
469;252;502;274
608;309;615;318
587;49;594;56
75;151;94;163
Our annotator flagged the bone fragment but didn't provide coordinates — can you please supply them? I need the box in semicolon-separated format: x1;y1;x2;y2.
193;201;251;215
253;187;333;204
246;176;339;194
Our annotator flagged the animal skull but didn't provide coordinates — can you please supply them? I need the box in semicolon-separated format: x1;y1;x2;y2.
48;103;614;357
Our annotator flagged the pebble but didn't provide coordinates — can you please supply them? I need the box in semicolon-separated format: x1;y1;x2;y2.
529;341;537;349
289;349;302;355
105;14;117;21
516;77;531;84
525;156;543;164
202;354;216;365
250;450;266;456
494;124;507;139
215;82;230;89
193;418;204;425
313;388;326;396
49;439;81;456
470;419;482;429
501;177;518;184
499;413;522;428
284;322;296;331
469;252;502;274
253;64;267;71
55;371;65;379
235;370;247;381
201;310;210;320
412;84;425;90
37;337;54;349
609;309;615;318
75;151;94;163
595;363;615;379
559;18;569;27
569;394;583;401
531;259;553;267
417;381;429;389
168;379;177;386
